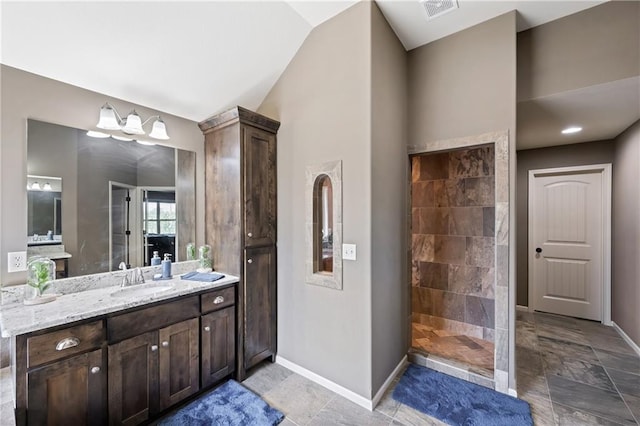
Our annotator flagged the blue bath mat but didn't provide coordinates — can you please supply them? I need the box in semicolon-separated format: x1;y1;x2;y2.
158;380;284;425
393;364;532;426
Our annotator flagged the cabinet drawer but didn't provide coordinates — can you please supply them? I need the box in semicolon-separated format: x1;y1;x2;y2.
27;320;105;369
201;286;235;313
108;296;199;343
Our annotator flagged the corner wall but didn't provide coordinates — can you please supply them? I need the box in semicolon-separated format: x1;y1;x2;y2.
258;2;374;398
613;120;640;345
370;2;409;395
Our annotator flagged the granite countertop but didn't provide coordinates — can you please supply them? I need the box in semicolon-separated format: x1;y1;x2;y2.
0;273;239;338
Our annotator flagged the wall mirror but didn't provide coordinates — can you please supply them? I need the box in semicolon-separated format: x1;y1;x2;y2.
305;160;342;289
27;119;196;278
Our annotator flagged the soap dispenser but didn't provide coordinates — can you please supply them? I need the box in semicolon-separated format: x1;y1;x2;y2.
151;251;161;266
161;254;172;279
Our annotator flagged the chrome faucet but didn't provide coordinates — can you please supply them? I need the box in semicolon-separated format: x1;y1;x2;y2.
132;267;145;284
119;262;131;287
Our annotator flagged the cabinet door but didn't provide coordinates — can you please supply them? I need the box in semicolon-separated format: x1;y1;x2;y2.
158;318;200;411
244;246;276;369
27;349;105;426
201;307;235;388
108;331;158;426
243;125;276;247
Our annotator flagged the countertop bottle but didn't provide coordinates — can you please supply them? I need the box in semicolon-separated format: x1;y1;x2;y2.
151;251;161;266
161;254;172;278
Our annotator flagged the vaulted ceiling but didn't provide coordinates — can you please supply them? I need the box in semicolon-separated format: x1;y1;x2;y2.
3;0;630;150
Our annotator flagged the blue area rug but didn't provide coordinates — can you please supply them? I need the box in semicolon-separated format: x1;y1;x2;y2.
158;380;284;426
393;364;533;426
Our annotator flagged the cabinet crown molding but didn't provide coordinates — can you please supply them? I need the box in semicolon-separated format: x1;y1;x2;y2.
199;106;281;134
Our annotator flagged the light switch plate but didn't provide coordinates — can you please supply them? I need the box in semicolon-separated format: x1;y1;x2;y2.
342;244;357;261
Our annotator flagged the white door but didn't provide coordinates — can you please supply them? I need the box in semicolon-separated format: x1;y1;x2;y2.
529;165;611;321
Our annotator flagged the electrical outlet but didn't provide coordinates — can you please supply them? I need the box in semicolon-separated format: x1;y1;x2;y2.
342;244;357;261
8;251;28;273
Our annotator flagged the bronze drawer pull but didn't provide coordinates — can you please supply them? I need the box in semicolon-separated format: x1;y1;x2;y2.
55;337;80;351
213;296;225;304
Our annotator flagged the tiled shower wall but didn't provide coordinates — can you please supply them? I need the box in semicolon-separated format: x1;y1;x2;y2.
411;145;496;342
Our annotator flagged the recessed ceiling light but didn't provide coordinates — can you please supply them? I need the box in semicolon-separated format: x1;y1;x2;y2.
561;126;582;134
86;130;110;138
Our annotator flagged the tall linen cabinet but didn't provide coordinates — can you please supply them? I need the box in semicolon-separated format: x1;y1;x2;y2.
199;106;279;380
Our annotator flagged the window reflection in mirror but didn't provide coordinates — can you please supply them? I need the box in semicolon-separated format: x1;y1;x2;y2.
313;175;333;274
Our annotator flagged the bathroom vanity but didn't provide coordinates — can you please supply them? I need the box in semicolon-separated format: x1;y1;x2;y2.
0;269;238;426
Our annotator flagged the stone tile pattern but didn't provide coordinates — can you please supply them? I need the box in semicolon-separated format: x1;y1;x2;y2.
517;310;640;426
411;146;496;342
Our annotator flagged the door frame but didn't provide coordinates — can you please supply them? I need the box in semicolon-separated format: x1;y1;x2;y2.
527;163;612;325
108;181;139;271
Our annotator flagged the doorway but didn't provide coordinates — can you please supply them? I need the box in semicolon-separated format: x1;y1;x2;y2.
528;164;612;323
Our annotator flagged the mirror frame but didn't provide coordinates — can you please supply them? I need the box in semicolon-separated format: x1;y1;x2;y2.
305;160;342;289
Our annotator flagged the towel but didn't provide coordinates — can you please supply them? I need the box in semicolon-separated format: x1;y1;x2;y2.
181;271;225;282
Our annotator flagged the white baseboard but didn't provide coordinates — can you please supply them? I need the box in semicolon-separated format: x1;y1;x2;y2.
275;355;407;412
611;322;640;357
516;305;529;312
508;388;518;398
275;356;374;411
371;355;408;409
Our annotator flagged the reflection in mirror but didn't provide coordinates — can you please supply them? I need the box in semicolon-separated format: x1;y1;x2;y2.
313;175;333;273
27;119;196;278
27;175;63;241
305;160;342;290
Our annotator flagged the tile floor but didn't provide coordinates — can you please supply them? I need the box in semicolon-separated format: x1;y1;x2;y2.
517;310;640;426
0;312;638;425
411;322;494;374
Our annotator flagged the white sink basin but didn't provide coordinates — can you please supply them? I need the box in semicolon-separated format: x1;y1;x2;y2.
110;284;174;298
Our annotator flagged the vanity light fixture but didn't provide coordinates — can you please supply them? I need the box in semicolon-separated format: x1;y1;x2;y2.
86;130;110;138
30;182;41;190
42;183;53;191
112;135;133;142
561;126;582;134
96;102;170;140
136;140;156;146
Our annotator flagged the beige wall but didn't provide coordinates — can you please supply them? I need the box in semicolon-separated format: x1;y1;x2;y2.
518;1;640;101
613;120;640;345
259;2;374;398
370;2;409;394
516;141;616;306
0;65;204;286
407;12;517;146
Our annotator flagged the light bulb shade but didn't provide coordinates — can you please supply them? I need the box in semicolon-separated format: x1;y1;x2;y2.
122;111;145;135
149;118;170;140
86;130;110;138
97;104;121;130
43;183;52;191
31;182;41;190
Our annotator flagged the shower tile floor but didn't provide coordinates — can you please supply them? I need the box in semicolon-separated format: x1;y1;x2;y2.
411;322;495;374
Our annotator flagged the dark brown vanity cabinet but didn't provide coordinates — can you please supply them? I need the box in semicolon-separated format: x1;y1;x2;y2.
26;349;106;426
13;285;237;426
15;320;107;426
200;286;236;387
200;106;279;380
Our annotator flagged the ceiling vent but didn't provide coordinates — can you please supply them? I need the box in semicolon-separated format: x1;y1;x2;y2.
420;0;459;20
